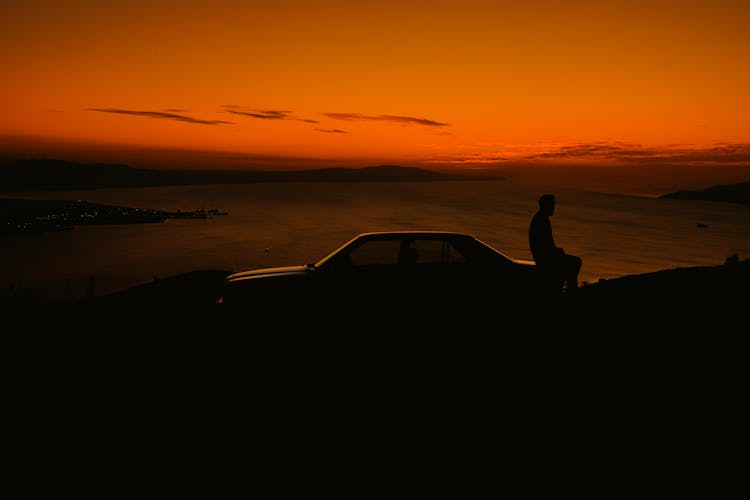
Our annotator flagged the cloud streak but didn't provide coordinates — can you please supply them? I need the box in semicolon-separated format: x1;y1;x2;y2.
223;106;320;123
527;142;750;164
322;112;450;127
316;128;348;134
225;108;291;120
218;107;448;129
89;108;233;125
431;142;750;166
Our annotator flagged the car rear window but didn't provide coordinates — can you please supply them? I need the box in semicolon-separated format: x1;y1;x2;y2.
409;239;468;265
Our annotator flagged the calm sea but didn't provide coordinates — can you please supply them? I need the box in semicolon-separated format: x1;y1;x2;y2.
2;179;749;301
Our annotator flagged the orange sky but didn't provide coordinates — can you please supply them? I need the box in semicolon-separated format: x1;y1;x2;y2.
1;0;749;169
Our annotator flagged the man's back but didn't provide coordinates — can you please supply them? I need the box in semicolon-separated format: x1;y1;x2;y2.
529;210;556;264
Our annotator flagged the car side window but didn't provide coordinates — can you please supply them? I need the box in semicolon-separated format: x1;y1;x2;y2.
410;239;468;265
349;240;401;267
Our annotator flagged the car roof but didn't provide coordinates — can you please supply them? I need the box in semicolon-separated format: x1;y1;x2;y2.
355;231;475;239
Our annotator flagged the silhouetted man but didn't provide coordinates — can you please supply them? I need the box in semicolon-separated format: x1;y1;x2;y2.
529;194;582;291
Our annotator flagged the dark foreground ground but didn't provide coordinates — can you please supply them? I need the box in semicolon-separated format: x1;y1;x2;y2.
2;261;748;427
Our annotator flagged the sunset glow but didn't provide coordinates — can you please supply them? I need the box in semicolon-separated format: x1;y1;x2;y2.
1;0;749;168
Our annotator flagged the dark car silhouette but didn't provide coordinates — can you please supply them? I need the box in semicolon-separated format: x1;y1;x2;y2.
220;231;544;311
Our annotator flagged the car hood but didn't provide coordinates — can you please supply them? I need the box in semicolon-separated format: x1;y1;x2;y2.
225;265;311;282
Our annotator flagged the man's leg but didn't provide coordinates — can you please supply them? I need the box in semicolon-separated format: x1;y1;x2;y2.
562;254;582;290
536;262;564;294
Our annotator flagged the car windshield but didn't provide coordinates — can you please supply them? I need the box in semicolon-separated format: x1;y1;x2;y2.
313;235;361;268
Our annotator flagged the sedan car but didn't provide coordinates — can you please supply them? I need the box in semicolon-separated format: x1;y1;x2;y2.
220;231;545;312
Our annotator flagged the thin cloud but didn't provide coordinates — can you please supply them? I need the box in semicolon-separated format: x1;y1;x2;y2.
532;143;750;164
226;108;292;120
223;105;319;123
430;143;750;166
316;128;348;134
643;143;750;164
428;154;509;164
322;112;450;127
88;108;233;125
524;143;637;161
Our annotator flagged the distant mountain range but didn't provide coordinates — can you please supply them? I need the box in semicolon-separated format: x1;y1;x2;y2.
662;181;750;205
0;159;500;191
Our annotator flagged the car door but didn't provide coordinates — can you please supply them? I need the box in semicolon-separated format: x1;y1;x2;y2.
329;237;404;308
400;237;474;305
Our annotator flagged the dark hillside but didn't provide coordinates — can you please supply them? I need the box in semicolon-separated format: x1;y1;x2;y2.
2;260;747;413
662;181;750;205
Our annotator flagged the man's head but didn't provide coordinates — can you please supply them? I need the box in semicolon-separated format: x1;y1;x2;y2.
539;194;555;216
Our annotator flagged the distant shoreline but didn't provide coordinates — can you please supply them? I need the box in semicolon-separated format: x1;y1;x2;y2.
0;198;227;236
0;159;502;192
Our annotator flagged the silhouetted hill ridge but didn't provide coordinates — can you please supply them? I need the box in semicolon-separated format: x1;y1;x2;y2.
0;159;499;191
662;181;750;205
